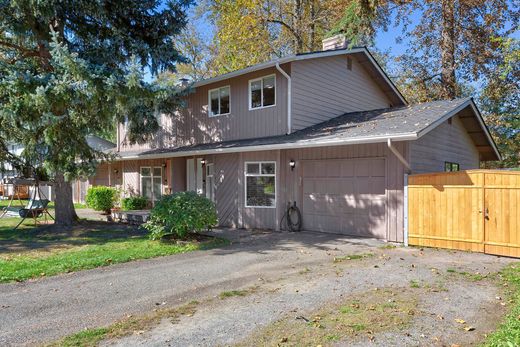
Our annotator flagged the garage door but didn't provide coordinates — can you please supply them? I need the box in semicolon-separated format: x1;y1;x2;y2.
302;158;387;238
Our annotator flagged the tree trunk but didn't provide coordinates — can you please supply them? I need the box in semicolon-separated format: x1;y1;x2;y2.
53;172;78;226
440;0;457;99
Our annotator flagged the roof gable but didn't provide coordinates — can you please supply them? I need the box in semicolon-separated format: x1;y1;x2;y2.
191;47;407;107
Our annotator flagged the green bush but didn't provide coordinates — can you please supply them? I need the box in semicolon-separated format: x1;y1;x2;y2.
85;186;118;213
121;196;148;210
144;191;218;240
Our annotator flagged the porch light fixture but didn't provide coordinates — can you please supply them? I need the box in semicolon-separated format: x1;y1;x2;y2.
113;169;119;174
200;158;206;166
162;163;167;168
289;159;296;171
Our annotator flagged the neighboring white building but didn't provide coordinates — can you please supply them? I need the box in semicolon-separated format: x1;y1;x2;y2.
0;143;24;180
1;136;115;201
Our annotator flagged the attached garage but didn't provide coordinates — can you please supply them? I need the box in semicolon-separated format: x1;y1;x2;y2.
301;158;387;238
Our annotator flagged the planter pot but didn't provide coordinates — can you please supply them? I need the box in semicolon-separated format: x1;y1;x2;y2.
111;208;122;221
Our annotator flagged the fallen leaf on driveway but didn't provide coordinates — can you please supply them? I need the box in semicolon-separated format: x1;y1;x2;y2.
464;326;475;331
455;318;466;324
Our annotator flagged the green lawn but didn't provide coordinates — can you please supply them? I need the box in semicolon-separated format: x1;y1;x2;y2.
483;264;520;346
0;217;227;283
0;198;87;210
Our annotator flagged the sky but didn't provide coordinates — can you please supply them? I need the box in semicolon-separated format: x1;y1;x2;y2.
189;2;519;62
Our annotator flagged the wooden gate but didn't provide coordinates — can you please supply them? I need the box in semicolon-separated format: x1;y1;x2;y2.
408;170;520;257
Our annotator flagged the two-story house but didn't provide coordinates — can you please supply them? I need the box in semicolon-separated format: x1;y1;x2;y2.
85;36;500;243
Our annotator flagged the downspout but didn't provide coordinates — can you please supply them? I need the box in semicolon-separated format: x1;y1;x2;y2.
387;139;411;174
275;62;292;134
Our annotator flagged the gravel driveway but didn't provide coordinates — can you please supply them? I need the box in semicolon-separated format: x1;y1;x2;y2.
0;229;514;346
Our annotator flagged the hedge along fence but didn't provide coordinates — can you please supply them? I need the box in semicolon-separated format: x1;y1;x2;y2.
407;170;520;258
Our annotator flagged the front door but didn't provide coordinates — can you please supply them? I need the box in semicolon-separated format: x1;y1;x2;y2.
205;163;215;202
186;158;203;194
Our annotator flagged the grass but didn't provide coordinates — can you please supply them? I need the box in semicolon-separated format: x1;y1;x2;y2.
409;280;421;288
1;198;88;211
379;244;397;250
483;264;520;346
219;287;257;299
446;268;487;281
235;287;417;346
333;252;374;263
47;301;199;347
0;217;228;283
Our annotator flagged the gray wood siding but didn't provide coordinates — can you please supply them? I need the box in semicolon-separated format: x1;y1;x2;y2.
213;153;239;228
119;66;289;152
291;55;392;131
410;115;480;174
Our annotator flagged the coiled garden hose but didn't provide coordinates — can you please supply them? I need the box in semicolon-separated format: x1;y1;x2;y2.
281;201;302;232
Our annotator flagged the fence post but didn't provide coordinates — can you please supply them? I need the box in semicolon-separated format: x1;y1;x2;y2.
403;173;409;247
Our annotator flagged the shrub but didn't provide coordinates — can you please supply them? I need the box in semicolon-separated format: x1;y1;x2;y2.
121;196;148;210
85;186;118;213
144;191;218;240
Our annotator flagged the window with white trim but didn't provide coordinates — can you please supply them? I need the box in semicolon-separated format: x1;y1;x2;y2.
140;167;163;201
208;86;230;116
245;162;276;208
249;75;275;109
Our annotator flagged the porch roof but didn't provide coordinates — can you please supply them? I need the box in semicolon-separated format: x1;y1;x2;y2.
115;98;500;161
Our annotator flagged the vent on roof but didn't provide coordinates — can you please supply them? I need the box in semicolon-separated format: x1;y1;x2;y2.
322;34;348;51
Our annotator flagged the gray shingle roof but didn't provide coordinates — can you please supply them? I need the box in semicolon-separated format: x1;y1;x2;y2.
131;98;472;157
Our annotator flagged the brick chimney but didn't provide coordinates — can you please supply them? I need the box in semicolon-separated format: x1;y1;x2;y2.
322;34;348;51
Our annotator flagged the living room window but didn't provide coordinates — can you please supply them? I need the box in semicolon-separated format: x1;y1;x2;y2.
140;167;163;201
245;162;276;208
444;162;460;172
208;86;230;116
249;75;276;109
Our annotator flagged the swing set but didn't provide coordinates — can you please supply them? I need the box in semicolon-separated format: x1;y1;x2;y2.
0;178;54;229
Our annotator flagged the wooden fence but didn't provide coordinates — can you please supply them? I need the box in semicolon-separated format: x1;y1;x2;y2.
407;170;520;258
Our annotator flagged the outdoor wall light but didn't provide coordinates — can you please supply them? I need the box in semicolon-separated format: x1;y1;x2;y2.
289;159;296;171
201;158;206;166
162;163;167;168
113;169;119;174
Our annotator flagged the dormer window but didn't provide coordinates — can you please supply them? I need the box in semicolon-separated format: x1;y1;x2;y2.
249;74;276;110
209;86;230;117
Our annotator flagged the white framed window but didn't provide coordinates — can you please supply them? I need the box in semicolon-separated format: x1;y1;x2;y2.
245;161;276;208
249;74;276;110
208;85;230;117
140;166;163;202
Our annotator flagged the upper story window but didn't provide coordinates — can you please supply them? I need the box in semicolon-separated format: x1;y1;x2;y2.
249;74;276;110
209;86;230;117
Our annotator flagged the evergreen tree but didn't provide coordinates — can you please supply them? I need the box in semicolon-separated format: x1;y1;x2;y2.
0;0;191;225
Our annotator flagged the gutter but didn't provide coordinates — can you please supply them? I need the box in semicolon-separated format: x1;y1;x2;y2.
387;138;411;174
275;62;292;134
112;133;419;161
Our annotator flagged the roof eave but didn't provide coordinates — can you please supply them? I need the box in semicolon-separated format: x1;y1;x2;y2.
114;133;419;161
191;48;407;107
415;98;501;161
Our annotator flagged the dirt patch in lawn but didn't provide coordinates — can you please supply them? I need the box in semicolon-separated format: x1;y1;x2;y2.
235;287;418;347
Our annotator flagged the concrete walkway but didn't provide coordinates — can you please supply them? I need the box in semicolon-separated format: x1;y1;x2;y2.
0;230;513;346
